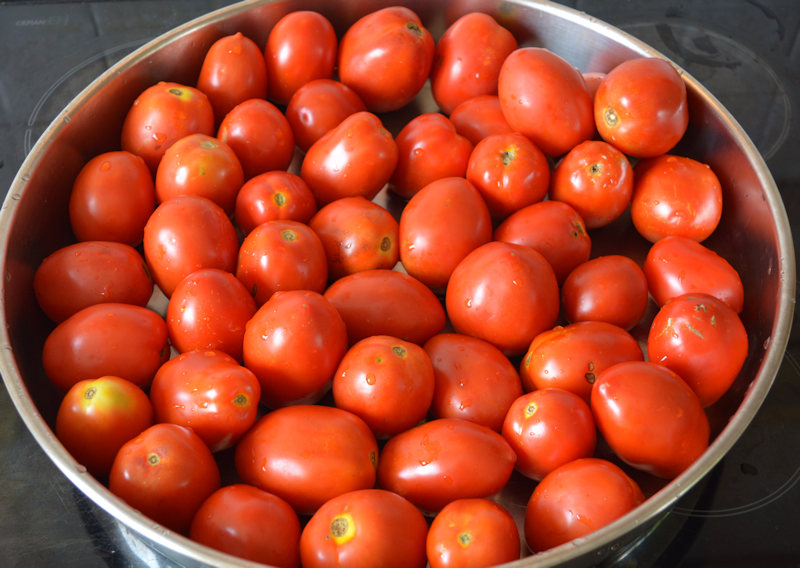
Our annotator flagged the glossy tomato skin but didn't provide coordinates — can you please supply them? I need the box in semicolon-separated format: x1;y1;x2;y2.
338;6;434;113
235;405;378;515
243;290;348;408
42;303;169;392
234;171;317;234
449;95;514;146
190;484;301;568
300;489;428;568
56;376;154;478
591;361;710;479
68;150;156;246
109;423;221;534
34;241;153;323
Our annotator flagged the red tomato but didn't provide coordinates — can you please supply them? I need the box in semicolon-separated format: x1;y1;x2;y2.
498;47;594;157
68;150;156;246
591;361;710;479
445;241;559;356
309;196;399;280
235;405;378;515
465;132;550;220
501;388;596;480
55;376;153;478
377;417;517;513
300;489;428;568
190;484;301;568
399;177;492;290
143;195;238;297
449;95;514;146
243;290;348;408
643;235;744;313
34;241;153;323
594;57;688;158
582;71;606;99
430;12;518;115
631;154;723;243
109;423;221;534
42;303;169;392
423;333;523;432
323;269;446;346
234;170;317;234
300;111;398;206
265;11;337;104
524;458;645;553
338;6;434;113
121;81;214;173
426;498;520;568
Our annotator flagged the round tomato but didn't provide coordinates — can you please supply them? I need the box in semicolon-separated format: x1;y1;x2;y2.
234;170;317;234
582;71;606;99
449;95;513;146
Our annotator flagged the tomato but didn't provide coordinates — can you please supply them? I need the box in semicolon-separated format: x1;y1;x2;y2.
494;200;591;284
300;111;398;206
190;484;301;568
338;6;434;113
498;47;594;157
582;71;606;99
430;12;518;115
323;269;446;346
243;290;347;408
309;196;399;280
109;423;221;534
591;361;710;479
377;417;517;513
235;405;378;515
445;241;559;356
300;489;428;568
236;219;327;305
501;388;596;481
143;195;238;297
398;177;492;290
234;170;317;235
197;32;268;122
423;333;522;432
449;95;513;146
55;376;153;478
389;113;473;199
524;458;645;553
549;139;634;229
561;255;650;330
68;150;156;246
34;241;153;323
426;498;520;568
465;131;550;220
643;235;744;313
594;57;688;158
121;81;214;173
631;154;723;243
42;303;169;392
265;11;337;105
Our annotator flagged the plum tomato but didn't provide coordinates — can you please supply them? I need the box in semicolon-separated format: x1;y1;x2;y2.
591;360;710;479
449;95;514;146
234;170;317;234
235;405;378;515
582;71;606;99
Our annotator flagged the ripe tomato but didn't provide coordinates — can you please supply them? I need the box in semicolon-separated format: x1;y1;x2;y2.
265;11;337;104
34;241;153;323
445;241;559;356
68;150;156;246
377;417;517;513
300;489;428;568
234;170;317;234
426;498;520;568
42;303;169;392
582;71;606;99
399;177;492;290
109;423;221;534
591;361;710;479
338;6;434;112
524;458;645;553
449;95;513;146
55;376;153;478
423;333;522;432
243;290;347;408
594;57;688;158
190;484;301;568
235;405;378;515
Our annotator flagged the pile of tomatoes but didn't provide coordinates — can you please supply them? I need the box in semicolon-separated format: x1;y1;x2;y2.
33;5;750;567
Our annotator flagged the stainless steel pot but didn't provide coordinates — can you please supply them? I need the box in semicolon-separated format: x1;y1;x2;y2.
0;0;794;566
